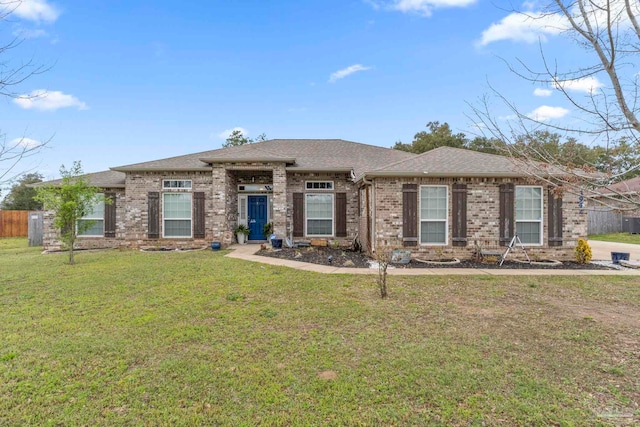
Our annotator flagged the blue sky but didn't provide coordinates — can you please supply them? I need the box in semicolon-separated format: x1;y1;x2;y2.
2;0;598;182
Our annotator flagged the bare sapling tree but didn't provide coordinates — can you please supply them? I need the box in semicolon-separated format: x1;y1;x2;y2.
0;1;51;194
375;243;393;299
471;0;640;211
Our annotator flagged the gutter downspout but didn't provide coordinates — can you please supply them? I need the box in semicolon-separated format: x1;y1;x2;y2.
361;175;375;254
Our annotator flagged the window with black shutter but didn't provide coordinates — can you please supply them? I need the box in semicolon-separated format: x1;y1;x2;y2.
452;184;467;246
402;184;418;247
104;192;116;237
499;183;514;246
193;191;205;239
148;192;160;239
335;192;347;237
548;188;563;246
293;193;304;237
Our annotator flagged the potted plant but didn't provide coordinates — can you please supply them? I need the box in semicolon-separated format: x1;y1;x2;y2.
263;222;273;240
235;224;250;244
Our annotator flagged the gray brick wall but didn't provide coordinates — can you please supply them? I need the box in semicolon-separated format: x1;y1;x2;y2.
370;177;587;260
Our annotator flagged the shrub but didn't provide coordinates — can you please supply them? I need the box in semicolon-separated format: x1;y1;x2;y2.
575;238;592;264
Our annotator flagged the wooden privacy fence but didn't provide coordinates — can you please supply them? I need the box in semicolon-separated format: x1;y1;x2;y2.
0;210;29;237
587;207;624;235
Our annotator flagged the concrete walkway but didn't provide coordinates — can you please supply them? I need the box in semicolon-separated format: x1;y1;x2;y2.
225;243;640;276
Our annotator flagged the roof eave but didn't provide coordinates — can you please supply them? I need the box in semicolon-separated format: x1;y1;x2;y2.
362;171;527;179
110;167;211;172
200;157;296;164
286;167;353;173
29;182;126;189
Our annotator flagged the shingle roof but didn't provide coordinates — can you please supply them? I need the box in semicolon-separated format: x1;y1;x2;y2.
33;170;126;188
40;143;560;188
111;139;416;179
597;176;640;195
366;146;523;177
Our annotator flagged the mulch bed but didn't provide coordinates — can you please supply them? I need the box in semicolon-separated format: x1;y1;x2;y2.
256;246;612;270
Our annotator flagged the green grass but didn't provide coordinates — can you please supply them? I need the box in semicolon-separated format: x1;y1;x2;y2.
1;238;639;425
589;232;640;244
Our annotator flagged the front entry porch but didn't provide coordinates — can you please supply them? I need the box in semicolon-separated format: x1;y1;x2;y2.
217;165;286;245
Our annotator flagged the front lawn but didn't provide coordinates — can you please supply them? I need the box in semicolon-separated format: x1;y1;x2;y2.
1;238;639;425
590;232;640;245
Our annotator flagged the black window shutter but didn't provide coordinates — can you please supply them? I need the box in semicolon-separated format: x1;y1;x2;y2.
148;192;160;239
293;193;304;237
402;184;418;247
193;192;205;239
104;192;116;237
499;183;514;246
335;192;347;237
452;184;467;246
548;189;563;247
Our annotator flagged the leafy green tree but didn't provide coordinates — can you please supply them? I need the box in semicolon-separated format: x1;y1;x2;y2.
466;136;506;155
594;138;640;180
35;162;104;265
394;121;466;154
0;172;44;210
513;131;599;168
222;130;267;148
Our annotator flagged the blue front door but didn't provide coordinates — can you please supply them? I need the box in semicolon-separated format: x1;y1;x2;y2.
247;195;268;240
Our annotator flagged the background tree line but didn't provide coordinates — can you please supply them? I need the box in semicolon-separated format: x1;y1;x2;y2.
393;121;640;180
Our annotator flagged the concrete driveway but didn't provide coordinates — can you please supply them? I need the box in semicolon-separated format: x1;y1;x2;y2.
588;239;640;261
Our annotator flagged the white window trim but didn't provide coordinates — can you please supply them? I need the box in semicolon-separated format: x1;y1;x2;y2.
163;179;192;190
162;192;193;238
419;185;448;246
305;193;334;237
78;193;104;237
515;185;543;246
305;181;334;191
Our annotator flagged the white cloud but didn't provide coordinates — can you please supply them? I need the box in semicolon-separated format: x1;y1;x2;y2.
527;105;569;121
552;76;603;94
13;90;88;111
479;1;640;45
367;0;476;16
10;137;42;148
478;11;568;45
216;127;248;139
329;64;371;83
533;88;553;97
12;0;60;23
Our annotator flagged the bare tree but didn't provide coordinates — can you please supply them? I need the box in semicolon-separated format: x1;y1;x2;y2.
0;1;50;195
471;0;640;211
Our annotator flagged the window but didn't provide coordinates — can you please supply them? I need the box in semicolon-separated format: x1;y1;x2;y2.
163;193;192;237
306;181;334;190
516;186;543;245
239;196;247;221
306;194;333;236
78;195;104;236
163;179;192;189
420;186;447;245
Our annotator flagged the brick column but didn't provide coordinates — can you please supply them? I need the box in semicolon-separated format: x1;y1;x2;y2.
272;163;287;237
211;165;230;243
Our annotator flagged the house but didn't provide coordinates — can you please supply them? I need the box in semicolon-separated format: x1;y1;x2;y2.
40;139;587;260
588;175;640;234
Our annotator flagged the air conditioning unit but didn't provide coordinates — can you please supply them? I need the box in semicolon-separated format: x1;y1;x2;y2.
625;217;640;234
